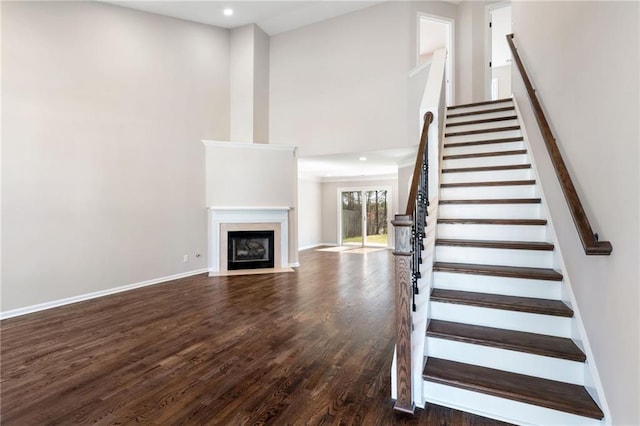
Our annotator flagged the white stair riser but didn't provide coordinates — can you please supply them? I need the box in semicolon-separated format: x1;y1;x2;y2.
447;101;513;114
430;302;572;337
436;223;547;242
423;382;603;426
439;203;541;220
444;129;522;143
440;168;532;184
445;119;520;133
442;154;529;169
426;338;584;385
446;110;516;124
434;246;554;269
444;141;525;156
440;185;536;200
433;271;561;299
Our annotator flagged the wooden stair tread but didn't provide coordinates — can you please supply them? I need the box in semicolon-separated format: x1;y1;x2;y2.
438;218;547;225
440;198;541;205
445;125;521;137
436;239;554;251
446;115;518;127
441;180;535;188
430;289;572;317
423;358;603;419
433;262;563;281
426;320;585;362
442;164;531;173
447;98;513;110
444;136;524;148
443;149;527;160
447;105;515;119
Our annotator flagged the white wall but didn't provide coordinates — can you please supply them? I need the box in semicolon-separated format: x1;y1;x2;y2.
204;143;296;208
512;2;639;424
230;24;270;144
253;25;270;144
297;178;322;250
270;2;411;157
320;178;398;245
230;25;254;143
1;2;229;312
397;164;415;215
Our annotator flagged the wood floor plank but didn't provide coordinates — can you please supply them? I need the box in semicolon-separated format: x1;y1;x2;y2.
0;248;509;425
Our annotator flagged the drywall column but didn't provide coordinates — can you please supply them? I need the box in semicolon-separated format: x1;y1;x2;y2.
253;25;269;143
229;24;270;143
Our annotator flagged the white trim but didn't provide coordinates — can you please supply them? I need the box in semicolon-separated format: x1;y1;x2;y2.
208;208;290;273
289;262;300;268
0;268;209;320
202;140;296;153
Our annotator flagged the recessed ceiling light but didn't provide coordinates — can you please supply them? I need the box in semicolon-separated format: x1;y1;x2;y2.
223;8;233;16
359;157;367;161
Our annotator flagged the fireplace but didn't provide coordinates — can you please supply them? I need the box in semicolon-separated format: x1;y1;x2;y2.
208;207;290;275
227;230;275;270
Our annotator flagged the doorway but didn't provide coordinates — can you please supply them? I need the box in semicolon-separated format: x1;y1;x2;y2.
418;14;454;106
487;3;512;100
339;188;390;247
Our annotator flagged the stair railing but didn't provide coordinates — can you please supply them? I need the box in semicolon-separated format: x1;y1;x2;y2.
392;111;433;414
506;33;612;255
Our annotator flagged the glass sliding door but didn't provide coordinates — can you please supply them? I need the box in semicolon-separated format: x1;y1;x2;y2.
340;188;389;247
341;191;363;245
365;190;388;246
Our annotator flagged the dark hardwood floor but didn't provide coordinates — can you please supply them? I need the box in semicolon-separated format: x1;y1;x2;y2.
1;248;510;425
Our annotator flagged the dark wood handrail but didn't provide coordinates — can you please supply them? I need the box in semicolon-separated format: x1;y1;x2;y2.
506;34;612;255
406;111;434;215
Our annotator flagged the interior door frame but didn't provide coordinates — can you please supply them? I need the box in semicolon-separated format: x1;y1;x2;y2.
417;12;455;106
337;185;393;248
485;1;512;100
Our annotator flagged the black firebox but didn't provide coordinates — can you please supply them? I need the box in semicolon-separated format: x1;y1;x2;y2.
227;230;275;270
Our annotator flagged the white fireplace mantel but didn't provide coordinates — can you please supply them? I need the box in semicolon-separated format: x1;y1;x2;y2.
208;207;291;274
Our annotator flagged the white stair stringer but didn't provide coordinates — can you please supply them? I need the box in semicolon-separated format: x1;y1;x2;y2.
419;99;606;425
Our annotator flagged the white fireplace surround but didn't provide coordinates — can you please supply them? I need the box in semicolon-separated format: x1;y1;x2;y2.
208;207;290;274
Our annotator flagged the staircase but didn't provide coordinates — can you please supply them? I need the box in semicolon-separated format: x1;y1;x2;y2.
421;98;605;425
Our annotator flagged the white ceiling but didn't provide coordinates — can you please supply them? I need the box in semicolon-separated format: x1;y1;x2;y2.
103;1;384;36
298;147;417;181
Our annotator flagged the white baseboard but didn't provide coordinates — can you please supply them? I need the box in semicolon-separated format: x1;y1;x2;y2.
289;262;301;268
0;268;209;320
298;243;338;251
